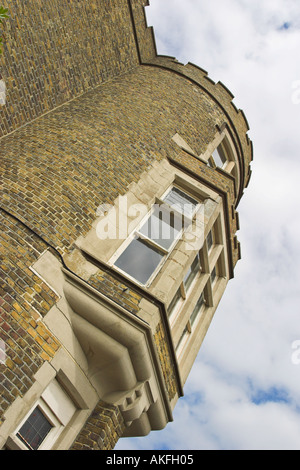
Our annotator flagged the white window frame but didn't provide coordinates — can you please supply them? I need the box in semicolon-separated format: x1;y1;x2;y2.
111;185;200;287
212;145;227;169
9;379;76;451
207;230;213;252
13;399;63;450
189;292;205;328
208;137;236;176
167;285;184;323
175;325;189;357
175;288;207;357
175;284;208;359
168;251;202;325
173;215;226;359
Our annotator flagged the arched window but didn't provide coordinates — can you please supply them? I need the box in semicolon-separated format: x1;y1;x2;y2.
208;135;238;181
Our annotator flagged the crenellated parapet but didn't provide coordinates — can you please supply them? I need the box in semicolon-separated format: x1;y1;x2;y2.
141;55;253;200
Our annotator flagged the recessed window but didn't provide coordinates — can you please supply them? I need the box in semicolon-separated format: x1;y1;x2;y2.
183;254;200;292
167;287;182;318
163;187;198;219
212;146;227;168
114;186;200;285
10;379;77;451
175;289;207;358
208;137;237;178
176;325;189;354
16;406;53;450
115;236;164;285
171;214;227;360
167;252;201;324
175;291;206;354
207;230;213;252
189;293;205;327
138;205;182;251
211;266;217;284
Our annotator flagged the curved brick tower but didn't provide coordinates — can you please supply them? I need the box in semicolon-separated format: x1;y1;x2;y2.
0;1;252;450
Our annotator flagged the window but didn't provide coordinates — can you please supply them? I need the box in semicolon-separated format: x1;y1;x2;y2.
175;288;207;356
189;293;204;327
210;251;226;287
17;406;53;450
211;266;216;284
114;186;199;285
175;290;206;355
207;230;213;252
212;146;227;168
115;237;164;285
138;204;183;251
172;220;226;358
183;254;201;292
163;186;198;218
208;137;237;178
167;212;228;361
167;287;182;318
10;379;76;450
167;252;201;323
13;398;63;451
175;326;189;355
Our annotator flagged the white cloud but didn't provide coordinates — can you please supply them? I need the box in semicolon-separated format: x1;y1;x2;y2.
116;0;300;451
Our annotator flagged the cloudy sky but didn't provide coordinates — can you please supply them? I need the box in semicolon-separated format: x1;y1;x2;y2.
116;0;300;450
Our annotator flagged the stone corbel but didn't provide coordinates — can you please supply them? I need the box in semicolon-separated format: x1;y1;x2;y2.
62;268;172;437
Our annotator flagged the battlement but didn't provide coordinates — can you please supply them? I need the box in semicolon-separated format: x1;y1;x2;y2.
141;55;253;194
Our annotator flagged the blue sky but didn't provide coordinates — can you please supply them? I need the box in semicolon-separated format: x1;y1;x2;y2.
116;0;300;450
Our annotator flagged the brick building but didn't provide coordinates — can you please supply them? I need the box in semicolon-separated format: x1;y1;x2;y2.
0;0;252;450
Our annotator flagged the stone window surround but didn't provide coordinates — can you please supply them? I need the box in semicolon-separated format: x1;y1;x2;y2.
167;253;202;325
172;126;240;185
201;127;240;182
170;215;228;365
168;214;225;323
8;378;76;450
109;183;202;288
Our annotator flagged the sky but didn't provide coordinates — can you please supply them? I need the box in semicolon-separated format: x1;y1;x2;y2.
116;0;300;450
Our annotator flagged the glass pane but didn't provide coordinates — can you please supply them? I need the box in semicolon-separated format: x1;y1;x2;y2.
207;230;213;251
138;205;182;250
211;266;216;284
163;187;198;218
115;237;164;285
184;255;200;292
176;326;188;352
17;407;52;450
167;287;182;317
190;293;204;326
213;146;226;168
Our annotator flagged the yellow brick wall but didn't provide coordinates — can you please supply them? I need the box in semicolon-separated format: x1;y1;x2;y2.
0;211;60;425
71;400;125;451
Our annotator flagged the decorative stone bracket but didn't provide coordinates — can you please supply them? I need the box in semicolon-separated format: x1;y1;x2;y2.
62;268;173;437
